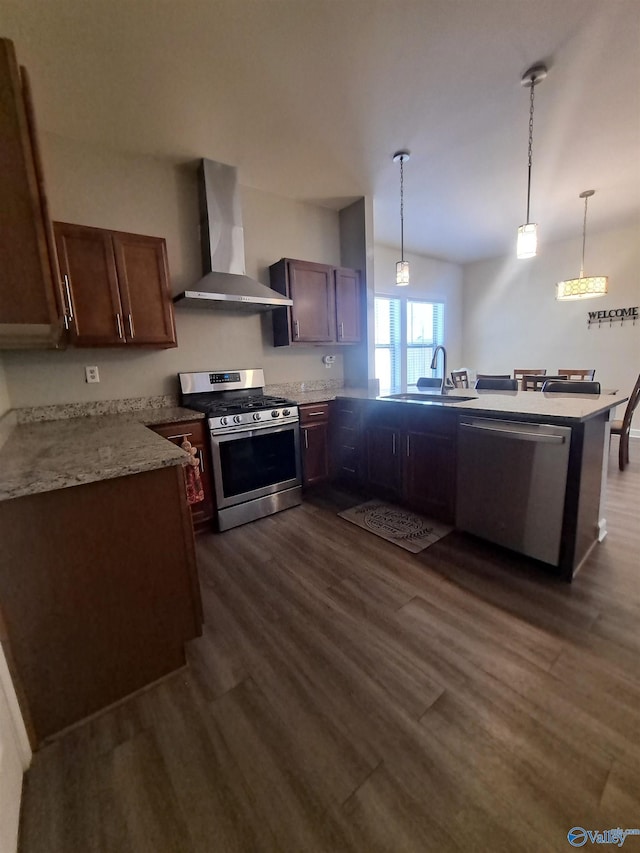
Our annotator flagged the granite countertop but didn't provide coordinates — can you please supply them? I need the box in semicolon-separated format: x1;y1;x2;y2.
0;406;203;503
338;388;627;423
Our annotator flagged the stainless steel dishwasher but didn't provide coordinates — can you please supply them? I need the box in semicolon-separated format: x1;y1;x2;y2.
456;417;572;566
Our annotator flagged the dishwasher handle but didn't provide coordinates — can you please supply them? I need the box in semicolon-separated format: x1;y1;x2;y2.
460;422;567;444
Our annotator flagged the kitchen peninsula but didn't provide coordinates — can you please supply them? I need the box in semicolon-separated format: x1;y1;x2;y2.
0;407;204;746
333;388;625;582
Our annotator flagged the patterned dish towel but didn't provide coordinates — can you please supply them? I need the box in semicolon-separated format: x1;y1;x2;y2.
181;438;205;505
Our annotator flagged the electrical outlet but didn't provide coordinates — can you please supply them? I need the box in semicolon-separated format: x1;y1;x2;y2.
322;355;336;368
85;366;100;383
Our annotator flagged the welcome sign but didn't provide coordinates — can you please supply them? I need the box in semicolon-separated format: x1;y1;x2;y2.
588;306;638;328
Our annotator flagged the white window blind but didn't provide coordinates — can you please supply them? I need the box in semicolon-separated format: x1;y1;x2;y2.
374;296;445;394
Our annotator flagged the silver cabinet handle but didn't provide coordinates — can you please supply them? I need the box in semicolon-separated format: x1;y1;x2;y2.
392;433;396;455
127;313;135;338
339;321;344;339
304;428;309;449
342;466;356;474
167;432;193;440
306;411;325;418
115;313;123;339
196;449;205;471
294;319;300;339
63;274;74;320
406;435;410;457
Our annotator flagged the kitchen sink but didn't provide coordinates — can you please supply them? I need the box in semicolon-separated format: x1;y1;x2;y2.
381;393;476;403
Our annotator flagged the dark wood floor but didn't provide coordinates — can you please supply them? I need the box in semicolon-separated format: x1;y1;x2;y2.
19;438;640;852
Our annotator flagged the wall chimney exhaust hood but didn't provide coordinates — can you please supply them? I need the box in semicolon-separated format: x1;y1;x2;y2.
173;159;293;312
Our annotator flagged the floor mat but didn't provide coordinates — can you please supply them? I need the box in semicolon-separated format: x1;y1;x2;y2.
338;500;453;553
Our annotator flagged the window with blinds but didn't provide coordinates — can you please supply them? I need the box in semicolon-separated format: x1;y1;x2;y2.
374;297;445;394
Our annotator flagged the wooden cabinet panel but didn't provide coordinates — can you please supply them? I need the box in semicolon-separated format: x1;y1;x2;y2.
54;222;176;348
300;403;330;486
289;260;335;343
0;38;63;348
270;258;362;347
334;267;361;343
301;422;329;486
366;424;402;496
330;399;364;483
151;420;214;531
0;465;200;745
404;427;456;522
55;223;124;346
333;398;457;523
113;232;176;346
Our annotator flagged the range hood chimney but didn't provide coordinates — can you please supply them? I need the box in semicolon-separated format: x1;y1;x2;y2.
173;159;293;311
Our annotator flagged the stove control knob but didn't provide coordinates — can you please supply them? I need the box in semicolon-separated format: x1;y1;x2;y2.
253;412;261;421
271;410;280;418
282;408;291;417
233;415;242;424
220;416;228;426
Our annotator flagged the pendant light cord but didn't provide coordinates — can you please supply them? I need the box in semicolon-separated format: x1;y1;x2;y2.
580;194;589;278
526;79;535;223
400;155;405;263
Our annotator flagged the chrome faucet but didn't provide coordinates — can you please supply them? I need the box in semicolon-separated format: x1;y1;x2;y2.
430;345;448;394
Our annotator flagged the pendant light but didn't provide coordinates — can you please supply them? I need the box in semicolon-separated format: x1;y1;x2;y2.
393;150;410;286
556;190;609;300
516;63;547;259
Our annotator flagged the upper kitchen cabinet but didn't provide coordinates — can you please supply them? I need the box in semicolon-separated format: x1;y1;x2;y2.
54;222;177;348
0;38;65;349
270;258;362;347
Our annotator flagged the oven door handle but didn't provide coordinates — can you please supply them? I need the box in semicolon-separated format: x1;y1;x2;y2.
211;422;299;442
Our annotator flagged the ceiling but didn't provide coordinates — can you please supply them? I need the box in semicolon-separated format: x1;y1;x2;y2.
2;0;639;263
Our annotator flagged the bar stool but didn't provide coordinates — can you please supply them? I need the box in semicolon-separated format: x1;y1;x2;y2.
514;368;546;390
611;373;640;471
416;377;441;389
523;374;564;392
542;380;601;394
557;369;596;381
475;378;518;391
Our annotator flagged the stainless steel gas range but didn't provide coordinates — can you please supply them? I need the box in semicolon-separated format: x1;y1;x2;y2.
179;369;302;531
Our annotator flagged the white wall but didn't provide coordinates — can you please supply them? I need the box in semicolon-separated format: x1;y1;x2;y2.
461;219;640;399
373;244;464;372
2;135;347;408
0;645;32;853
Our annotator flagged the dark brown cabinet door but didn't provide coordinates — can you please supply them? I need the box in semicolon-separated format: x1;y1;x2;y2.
54;222;176;348
366;425;402;496
54;222;125;346
330;400;363;483
151;420;214;531
113;232;176;347
288;260;335;343
404;426;456;523
334;267;361;343
301;422;329;486
0;39;63;347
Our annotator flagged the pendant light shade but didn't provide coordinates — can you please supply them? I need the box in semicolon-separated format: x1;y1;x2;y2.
393;151;410;286
517;64;547;259
556;190;609;300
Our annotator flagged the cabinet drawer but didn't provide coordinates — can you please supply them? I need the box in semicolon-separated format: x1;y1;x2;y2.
152;419;205;442
299;402;330;424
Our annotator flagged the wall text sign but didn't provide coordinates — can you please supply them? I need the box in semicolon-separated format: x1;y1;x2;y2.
587;306;638;328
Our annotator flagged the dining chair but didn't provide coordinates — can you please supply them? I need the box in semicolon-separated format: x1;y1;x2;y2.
451;369;469;389
522;374;563;392
513;368;546;381
416;377;442;389
558;369;596;381
475;373;511;380
542;380;601;394
610;373;640;471
474;377;518;391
